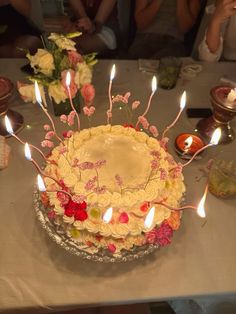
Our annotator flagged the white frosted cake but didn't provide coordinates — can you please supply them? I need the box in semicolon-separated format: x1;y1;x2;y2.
41;124;185;257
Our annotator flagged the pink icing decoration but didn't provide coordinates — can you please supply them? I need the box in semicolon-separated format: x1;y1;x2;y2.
107;243;116;253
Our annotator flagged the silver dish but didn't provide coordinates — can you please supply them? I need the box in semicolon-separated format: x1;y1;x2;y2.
34;189;160;263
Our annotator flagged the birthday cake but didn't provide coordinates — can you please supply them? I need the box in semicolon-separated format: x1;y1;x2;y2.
41;124;185;257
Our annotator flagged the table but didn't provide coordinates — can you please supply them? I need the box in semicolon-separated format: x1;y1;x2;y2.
0;59;236;313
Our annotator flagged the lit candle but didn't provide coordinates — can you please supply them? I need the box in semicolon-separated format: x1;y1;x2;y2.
34;81;64;144
144;206;155;229
197;183;208;218
182;128;221;167
103;207;113;223
135;76;157;129
107;64;116;124
24;143;61;186
175;133;205;157
65;71;80;131
5;115;47;161
162;91;186;139
37;174;72;199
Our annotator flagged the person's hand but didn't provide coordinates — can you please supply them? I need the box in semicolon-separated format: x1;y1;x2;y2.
63;18;78;33
212;0;236;24
76;17;95;34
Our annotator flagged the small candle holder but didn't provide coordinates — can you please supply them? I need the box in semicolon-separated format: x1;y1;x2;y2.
196;86;236;144
0;77;24;137
175;133;205;159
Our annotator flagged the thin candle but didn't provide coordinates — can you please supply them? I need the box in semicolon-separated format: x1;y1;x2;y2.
24;143;61;186
37;174;72;199
108;64;116;124
135;76;157;129
35;81;64;144
65;71;80;131
162;91;186;139
182;128;221;167
4;115;48;161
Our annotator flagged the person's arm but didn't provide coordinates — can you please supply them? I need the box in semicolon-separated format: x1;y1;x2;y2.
94;0;116;27
176;0;201;33
9;0;31;17
206;0;236;53
68;0;87;18
135;0;162;31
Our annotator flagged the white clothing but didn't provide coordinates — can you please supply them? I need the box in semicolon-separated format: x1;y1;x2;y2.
198;5;236;61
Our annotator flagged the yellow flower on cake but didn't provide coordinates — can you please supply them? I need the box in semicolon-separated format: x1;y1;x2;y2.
27;49;55;76
48;82;67;104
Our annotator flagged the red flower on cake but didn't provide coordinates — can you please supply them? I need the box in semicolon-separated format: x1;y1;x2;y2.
145;223;173;247
74;209;88;221
65;207;75;217
57;191;70;205
119;212;129;223
107;243;116;253
140;202;150;212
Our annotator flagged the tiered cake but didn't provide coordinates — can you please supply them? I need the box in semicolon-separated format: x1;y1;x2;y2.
41;124;185;257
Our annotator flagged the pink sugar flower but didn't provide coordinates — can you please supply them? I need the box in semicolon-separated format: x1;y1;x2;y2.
146;229;157;244
171;163;183;179
60;114;67;123
61;69;78;99
83;106;95;117
132;100;140;110
72;195;86;203
159;137;169;151
59;146;68;154
44;124;51;131
68;111;76;126
85;176;97;191
68;51;83;68
45;131;55;140
124;92;131;103
81;83;95;104
115;174;123;187
149;125;159;138
79;161;94;170
160;168;168;180
155;223;173;246
72;158;79;167
107;243;116;253
151;159;159;170
47;210;56;220
94;159;106;169
93;186;107;194
165;156;175;166
150;150;161;159
57;191;70;205
138;116;149;129
41;140;54;148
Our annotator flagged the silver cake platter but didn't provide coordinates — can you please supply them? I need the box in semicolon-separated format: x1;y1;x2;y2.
34;189;160;263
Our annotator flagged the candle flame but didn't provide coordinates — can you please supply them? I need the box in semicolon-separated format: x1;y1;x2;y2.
37;174;46;192
144;206;155;229
110;64;116;81
197;185;208;218
180;91;186;110
66;71;71;87
103;207;113;223
210;128;221;145
184;136;193;150
152;76;157;93
4;115;14;135
24;142;32;161
35;81;42;105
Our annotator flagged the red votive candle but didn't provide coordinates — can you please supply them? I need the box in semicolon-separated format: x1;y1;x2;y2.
175;133;205;157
